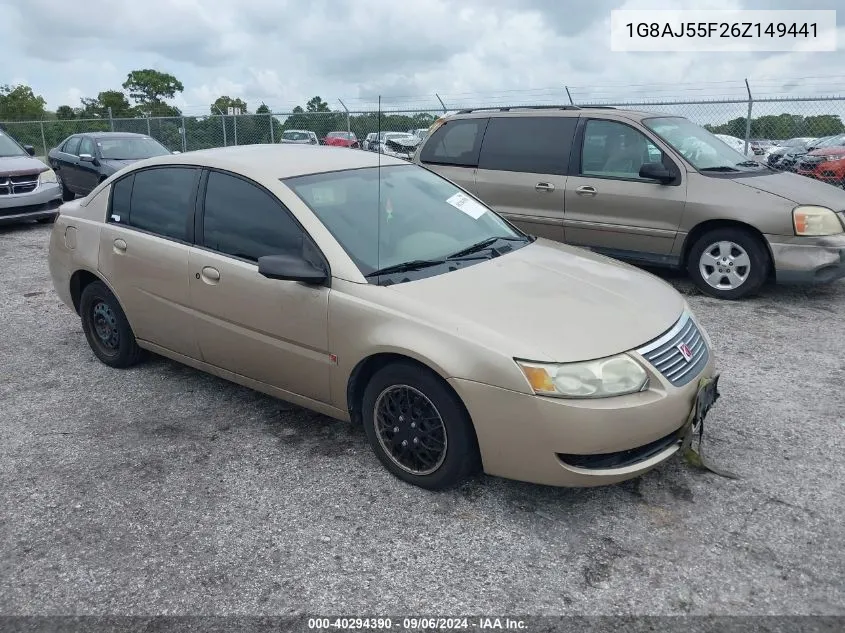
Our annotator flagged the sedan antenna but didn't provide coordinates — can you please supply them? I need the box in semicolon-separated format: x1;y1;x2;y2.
377;95;382;272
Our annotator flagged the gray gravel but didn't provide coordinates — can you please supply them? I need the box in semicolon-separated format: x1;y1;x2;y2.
0;222;843;617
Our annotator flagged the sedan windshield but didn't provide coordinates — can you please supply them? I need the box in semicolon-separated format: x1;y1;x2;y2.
283;131;311;141
0;132;27;158
285;164;530;280
97;137;170;160
644;117;766;172
328;132;354;139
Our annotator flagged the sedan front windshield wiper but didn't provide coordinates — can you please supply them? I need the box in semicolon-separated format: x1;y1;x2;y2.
735;160;764;167
699;165;741;172
364;259;445;278
446;235;527;260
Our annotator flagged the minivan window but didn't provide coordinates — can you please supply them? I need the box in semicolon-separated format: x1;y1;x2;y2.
581;120;665;180
202;171;304;262
479;117;576;175
123;167;198;241
63;136;81;156
644;116;765;172
419;118;488;167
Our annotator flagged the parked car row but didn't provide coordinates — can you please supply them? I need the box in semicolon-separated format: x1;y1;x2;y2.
12;104;845;493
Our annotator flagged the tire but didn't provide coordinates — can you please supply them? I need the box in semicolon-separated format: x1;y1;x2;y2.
79;281;144;368
361;361;480;490
687;227;769;299
57;173;75;201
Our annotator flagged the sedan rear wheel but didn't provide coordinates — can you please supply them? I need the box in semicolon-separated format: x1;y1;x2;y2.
80;281;144;368
362;361;480;489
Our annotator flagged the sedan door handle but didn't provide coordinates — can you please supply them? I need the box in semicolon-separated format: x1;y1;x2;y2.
535;182;555;192
113;238;127;253
200;266;220;283
575;185;597;196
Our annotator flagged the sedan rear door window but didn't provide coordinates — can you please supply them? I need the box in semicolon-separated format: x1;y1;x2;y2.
114;167;199;241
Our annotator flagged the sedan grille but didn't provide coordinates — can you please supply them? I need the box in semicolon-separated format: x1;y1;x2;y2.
635;312;709;387
0;174;39;196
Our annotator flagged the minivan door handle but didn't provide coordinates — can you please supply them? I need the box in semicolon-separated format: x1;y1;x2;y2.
113;238;127;253
535;182;555;192
575;185;597;196
200;266;221;284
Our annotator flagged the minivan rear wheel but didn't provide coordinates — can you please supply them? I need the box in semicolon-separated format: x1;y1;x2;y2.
687;227;769;299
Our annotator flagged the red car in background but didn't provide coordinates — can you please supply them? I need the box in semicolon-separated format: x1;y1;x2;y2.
797;143;845;188
321;131;359;148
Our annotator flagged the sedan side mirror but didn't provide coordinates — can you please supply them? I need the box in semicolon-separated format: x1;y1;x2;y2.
258;253;328;284
79;153;95;162
639;162;675;183
24;145;35;156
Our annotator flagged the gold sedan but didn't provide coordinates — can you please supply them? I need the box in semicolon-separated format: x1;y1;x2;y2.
48;144;719;489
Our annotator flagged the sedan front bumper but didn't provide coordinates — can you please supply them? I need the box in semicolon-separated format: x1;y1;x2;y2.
448;354;716;487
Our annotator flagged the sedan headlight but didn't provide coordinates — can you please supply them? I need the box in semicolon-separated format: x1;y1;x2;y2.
516;355;649;399
39;169;58;184
793;205;844;236
822;155;845;162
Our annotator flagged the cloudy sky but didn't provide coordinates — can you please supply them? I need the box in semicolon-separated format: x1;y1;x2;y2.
3;0;844;116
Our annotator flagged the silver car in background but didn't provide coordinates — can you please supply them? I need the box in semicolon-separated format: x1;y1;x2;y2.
280;130;319;145
0;129;62;225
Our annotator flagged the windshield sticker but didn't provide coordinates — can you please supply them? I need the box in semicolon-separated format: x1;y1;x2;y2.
309;186;336;205
446;192;487;220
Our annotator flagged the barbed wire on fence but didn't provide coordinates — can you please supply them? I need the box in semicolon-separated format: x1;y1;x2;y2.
3;94;845;159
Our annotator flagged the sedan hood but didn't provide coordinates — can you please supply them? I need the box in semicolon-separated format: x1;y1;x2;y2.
0;155;48;176
733;171;845;208
385;239;685;363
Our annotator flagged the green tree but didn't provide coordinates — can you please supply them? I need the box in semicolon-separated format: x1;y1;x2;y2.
256;102;270;114
122;69;184;117
55;105;76;120
804;115;845;137
306;96;330;112
211;95;248;115
0;84;47;121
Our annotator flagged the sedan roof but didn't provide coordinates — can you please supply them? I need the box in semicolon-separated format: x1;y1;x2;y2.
126;143;408;179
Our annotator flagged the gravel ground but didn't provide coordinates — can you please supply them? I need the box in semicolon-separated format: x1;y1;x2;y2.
0;222;843;618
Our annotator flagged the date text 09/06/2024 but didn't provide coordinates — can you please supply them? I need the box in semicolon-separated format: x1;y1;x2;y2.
625;22;817;39
307;617;527;630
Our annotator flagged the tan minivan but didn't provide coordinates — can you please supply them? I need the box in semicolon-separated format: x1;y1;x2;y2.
414;106;845;299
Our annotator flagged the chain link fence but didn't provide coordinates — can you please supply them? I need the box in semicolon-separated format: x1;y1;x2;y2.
2;96;844;160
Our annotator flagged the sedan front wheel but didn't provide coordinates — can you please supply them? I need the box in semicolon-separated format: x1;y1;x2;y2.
362;361;480;490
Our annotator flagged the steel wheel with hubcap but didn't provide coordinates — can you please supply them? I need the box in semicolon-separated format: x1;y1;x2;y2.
80;280;145;368
362;361;480;489
687;227;769;299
